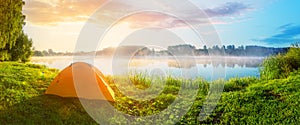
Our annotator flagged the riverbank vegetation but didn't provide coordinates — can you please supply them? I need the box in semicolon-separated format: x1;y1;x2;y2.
261;43;300;79
1;45;300;124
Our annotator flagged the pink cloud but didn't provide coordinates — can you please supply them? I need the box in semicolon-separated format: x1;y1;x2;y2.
24;0;250;28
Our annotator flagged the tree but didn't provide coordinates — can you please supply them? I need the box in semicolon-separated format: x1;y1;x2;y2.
203;45;208;55
226;45;235;50
34;50;44;57
0;0;25;58
9;31;33;62
48;49;55;56
237;45;244;50
203;45;207;50
0;0;32;62
42;50;49;56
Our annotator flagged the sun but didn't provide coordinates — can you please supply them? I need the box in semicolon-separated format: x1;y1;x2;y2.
99;22;138;50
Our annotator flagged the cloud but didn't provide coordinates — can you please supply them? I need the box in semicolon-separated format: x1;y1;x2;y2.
277;23;293;30
23;0;250;27
254;24;300;45
204;2;249;17
23;0;107;25
121;2;250;28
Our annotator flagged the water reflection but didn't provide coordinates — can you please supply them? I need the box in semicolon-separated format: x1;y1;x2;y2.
31;56;263;80
129;56;263;69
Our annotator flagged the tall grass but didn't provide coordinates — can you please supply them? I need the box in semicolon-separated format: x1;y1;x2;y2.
260;43;300;80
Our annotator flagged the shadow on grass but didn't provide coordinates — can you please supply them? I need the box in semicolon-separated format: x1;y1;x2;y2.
0;94;104;124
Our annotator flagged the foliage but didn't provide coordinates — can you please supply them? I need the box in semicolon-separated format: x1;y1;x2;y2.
32;44;288;57
0;0;32;62
0;0;25;49
33;49;74;56
8;31;33;62
261;43;300;79
286;43;300;63
0;62;300;124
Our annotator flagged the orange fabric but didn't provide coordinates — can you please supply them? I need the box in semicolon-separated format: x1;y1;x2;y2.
45;62;115;102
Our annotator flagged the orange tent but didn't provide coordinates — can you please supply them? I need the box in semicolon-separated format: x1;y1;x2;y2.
45;62;115;102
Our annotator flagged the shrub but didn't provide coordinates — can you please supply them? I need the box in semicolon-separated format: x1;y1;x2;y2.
261;43;300;80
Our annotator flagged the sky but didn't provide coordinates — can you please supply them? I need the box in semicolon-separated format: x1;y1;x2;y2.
23;0;300;52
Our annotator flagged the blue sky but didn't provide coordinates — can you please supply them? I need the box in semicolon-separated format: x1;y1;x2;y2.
23;0;300;52
214;0;300;47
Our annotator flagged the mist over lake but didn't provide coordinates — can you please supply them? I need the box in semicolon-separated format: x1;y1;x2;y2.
31;56;263;80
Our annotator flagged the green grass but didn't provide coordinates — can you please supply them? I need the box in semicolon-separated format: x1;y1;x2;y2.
0;62;97;124
199;71;300;124
1;62;300;124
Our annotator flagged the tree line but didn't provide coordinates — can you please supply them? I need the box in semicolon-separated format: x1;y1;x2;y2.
135;44;289;57
33;49;74;56
163;44;289;57
34;44;289;57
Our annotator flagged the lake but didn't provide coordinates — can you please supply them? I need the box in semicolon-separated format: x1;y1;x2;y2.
31;56;264;81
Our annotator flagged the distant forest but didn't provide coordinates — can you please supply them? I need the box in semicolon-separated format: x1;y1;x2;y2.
33;44;289;57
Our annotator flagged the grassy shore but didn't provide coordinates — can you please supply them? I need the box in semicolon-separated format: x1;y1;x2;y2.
0;62;299;124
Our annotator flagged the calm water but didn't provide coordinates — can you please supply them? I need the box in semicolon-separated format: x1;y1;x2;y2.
31;56;264;81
